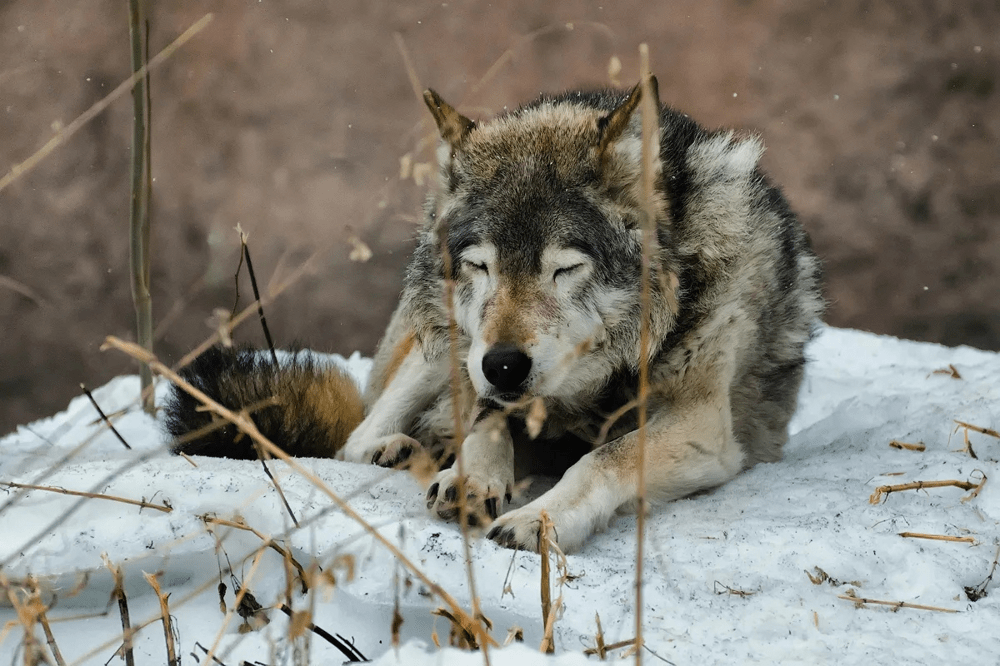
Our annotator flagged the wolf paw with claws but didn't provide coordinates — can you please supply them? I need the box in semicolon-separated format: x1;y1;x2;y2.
426;466;513;528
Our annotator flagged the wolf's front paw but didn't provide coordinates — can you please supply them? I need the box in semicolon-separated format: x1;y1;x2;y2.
485;506;546;552
337;433;420;468
426;466;513;528
486;502;596;553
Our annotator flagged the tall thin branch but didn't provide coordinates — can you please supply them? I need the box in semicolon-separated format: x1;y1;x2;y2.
128;0;154;414
634;43;658;666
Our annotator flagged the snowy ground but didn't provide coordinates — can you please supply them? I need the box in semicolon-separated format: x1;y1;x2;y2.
2;326;999;665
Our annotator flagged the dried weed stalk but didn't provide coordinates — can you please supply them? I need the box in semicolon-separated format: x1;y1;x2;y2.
898;532;976;544
888;440;925;452
965;545;1000;602
128;0;154;416
632;43;659;666
102;555;135;666
143;571;179;665
869;474;986;504
80;384;133;449
838;589;957;613
538;511;571;655
201;515;308;593
277;604;367;661
0;481;172;514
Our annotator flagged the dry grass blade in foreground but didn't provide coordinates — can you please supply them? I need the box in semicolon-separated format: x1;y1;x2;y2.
0;481;172;513
103;555;136;666
143;572;178;665
128;0;154;416
632;42;659;666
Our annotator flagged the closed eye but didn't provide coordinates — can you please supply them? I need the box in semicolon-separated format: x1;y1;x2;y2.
463;260;488;275
553;263;585;280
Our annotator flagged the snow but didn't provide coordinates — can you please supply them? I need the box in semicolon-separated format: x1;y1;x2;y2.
2;327;999;664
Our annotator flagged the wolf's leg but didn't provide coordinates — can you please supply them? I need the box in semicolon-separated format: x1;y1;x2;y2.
425;409;515;526
337;343;449;466
486;400;745;552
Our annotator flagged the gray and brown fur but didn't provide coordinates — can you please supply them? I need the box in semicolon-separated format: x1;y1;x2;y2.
338;77;824;552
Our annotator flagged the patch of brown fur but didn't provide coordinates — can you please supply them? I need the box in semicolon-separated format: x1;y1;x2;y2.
373;329;417;396
290;367;365;457
481;284;539;348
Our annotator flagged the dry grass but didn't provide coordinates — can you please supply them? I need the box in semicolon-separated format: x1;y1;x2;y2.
898;532;977;545
0;481;173;513
838;589;958;613
888;439;925;452
869;475;986;504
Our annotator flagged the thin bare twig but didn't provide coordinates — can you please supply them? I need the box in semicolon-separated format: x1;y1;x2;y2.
202;515;308;593
237;228;278;365
965;545;1000;601
80;384;132;449
102;556;135;666
633;43;658;666
142;571;181;666
539;511;554;654
0;481;172;513
869;477;983;504
278;604;366;661
888;440;924;452
954;420;1000;439
174;252;319;370
128;0;154;416
898;532;976;544
838;590;957;613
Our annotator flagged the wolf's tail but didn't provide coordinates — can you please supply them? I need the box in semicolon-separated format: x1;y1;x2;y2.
163;346;364;459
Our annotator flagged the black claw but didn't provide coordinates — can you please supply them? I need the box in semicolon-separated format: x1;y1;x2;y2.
371;450;382;465
426;483;439;507
443;485;458;503
487;526;520;550
466;513;481;528
484;497;498;520
437;506;459;521
442;453;456;468
504;491;512;504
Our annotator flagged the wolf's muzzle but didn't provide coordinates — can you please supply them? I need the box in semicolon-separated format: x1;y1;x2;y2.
482;344;532;394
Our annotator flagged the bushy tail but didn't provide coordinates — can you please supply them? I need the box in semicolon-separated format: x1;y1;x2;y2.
164;346;364;459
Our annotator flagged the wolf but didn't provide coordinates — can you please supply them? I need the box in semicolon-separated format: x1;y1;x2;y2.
167;76;823;553
334;76;824;552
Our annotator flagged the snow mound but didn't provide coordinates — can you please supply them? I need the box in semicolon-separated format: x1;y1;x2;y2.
2;329;999;664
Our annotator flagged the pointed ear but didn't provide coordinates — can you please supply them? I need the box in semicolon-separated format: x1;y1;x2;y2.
597;75;660;154
423;89;475;147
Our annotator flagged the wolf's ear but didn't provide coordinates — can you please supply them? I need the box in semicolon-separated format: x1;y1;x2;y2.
423;89;475;148
597;75;660;156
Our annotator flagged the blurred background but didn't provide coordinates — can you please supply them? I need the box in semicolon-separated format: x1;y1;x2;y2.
1;0;998;435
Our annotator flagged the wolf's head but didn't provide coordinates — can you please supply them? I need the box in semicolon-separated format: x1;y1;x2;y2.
419;80;680;406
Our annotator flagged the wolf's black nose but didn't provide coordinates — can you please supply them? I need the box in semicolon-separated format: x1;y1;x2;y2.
482;345;532;393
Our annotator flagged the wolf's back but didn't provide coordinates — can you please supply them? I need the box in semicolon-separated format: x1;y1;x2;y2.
164;346;364;459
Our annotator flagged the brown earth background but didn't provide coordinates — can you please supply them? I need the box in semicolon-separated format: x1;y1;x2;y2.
1;1;998;436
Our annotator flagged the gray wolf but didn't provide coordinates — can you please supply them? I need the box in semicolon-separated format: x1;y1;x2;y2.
168;77;823;553
337;77;824;552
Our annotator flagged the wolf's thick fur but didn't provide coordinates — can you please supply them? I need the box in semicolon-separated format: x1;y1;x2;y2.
336;78;824;552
